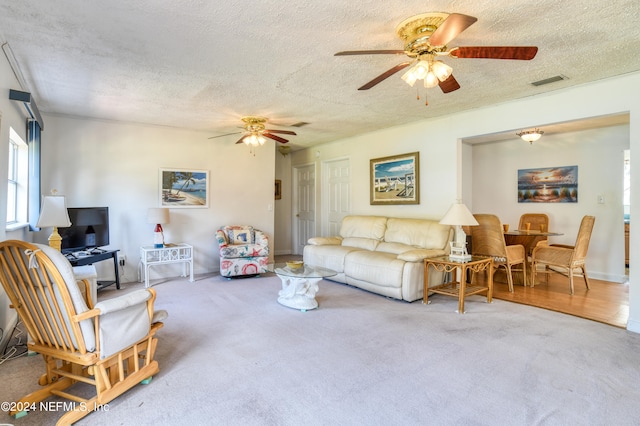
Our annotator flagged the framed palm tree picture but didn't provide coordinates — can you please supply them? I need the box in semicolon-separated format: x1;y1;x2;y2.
160;169;209;208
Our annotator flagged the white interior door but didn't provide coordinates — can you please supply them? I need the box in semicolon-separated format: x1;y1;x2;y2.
323;158;351;236
293;164;315;255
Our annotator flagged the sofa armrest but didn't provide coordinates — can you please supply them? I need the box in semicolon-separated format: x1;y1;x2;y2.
307;236;343;246
397;249;447;262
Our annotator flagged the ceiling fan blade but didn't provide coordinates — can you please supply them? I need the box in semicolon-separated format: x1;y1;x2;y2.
450;46;538;60
439;74;461;93
208;131;242;139
235;135;247;144
358;62;412;90
264;129;297;135
335;50;406;56
263;133;289;144
428;13;477;47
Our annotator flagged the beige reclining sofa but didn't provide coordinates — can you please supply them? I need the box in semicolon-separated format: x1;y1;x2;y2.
303;215;453;302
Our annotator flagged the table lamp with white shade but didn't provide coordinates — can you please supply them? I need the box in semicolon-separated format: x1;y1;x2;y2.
439;201;478;262
147;208;170;248
36;191;72;251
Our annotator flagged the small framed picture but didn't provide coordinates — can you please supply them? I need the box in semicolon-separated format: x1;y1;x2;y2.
159;169;209;208
275;179;282;200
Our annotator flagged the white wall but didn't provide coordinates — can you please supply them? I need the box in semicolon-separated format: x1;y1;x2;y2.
274;146;293;255
291;114;459;236
291;72;640;333
471;125;629;282
37;114;276;280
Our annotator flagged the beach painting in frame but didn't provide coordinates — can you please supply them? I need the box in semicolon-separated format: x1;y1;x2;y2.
518;165;578;203
370;152;419;205
160;169;209;208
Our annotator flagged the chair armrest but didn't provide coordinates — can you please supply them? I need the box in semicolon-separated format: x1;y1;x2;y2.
549;244;575;249
307;236;343;246
215;229;229;249
92;289;165;359
255;230;269;247
532;245;574;265
505;244;526;263
93;289;152;315
78;278;94;309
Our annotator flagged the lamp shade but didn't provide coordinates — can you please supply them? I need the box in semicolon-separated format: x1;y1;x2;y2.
36;195;71;228
147;208;170;224
439;202;478;226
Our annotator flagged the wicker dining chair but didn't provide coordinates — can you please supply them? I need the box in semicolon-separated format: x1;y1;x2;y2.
530;215;595;295
518;213;550;254
470;214;527;292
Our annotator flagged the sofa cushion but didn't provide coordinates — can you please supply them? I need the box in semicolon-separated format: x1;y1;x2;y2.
384;218;451;250
375;241;414;255
342;237;380;251
340;216;387;240
303;244;364;273
344;251;404;288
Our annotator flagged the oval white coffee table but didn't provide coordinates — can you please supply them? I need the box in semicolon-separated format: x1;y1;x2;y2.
272;263;337;311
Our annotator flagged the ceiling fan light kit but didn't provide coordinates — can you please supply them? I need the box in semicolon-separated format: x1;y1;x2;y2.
517;128;544;144
208;116;297;154
335;11;538;104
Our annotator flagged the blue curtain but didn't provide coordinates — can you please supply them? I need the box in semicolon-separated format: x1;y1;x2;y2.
27;119;41;231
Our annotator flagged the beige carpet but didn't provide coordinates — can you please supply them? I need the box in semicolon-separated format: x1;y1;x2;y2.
2;273;640;425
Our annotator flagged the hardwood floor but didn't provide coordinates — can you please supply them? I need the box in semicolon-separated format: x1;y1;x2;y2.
277;255;629;329
490;270;629;328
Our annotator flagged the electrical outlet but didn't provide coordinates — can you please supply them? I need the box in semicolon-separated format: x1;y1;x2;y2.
118;254;126;266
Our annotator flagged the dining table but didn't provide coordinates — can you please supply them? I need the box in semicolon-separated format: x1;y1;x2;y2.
504;229;563;255
503;229;563;286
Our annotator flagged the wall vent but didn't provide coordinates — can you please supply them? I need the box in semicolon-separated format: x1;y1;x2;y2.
531;75;568;87
290;121;310;128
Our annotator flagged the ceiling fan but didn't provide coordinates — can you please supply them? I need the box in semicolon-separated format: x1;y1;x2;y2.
208;116;297;146
335;12;538;100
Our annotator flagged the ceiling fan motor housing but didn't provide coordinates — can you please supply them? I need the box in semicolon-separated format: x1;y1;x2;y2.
241;116;267;133
396;12;449;54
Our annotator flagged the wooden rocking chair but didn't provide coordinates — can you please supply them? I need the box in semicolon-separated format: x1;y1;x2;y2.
0;240;167;425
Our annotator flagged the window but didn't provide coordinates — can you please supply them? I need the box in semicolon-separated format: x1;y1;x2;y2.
6;127;28;227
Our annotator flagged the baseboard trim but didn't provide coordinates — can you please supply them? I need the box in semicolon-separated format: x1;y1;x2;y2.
626;317;640;334
274;250;293;256
588;271;627;284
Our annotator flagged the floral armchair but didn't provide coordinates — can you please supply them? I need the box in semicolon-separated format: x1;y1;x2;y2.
216;225;270;278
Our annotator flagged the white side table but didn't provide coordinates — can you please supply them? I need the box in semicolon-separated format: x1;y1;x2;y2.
139;244;194;288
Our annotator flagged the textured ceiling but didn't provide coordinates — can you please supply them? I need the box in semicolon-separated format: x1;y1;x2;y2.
0;0;639;149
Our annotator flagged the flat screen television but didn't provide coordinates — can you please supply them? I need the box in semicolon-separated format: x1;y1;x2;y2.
59;207;110;252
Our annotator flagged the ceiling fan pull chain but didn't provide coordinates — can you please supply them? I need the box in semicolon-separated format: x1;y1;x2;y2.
424;90;429;106
416;86;420;100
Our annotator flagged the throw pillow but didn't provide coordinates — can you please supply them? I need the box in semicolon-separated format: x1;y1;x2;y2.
228;227;255;244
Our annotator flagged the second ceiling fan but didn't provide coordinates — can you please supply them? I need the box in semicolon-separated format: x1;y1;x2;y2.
335;12;538;98
208;116;297;145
